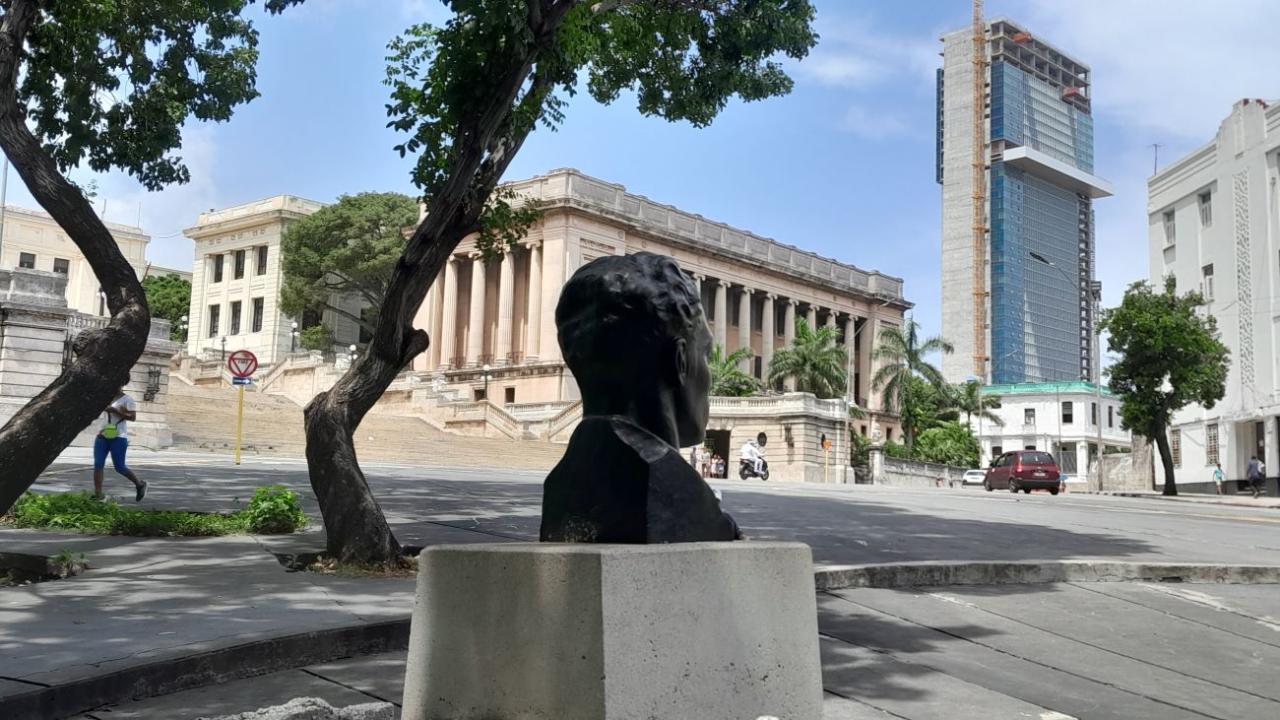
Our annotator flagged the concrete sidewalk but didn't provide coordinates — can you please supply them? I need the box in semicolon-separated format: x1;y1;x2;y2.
1101;489;1280;509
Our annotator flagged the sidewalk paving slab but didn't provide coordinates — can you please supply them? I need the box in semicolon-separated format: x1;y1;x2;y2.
1099;490;1280;509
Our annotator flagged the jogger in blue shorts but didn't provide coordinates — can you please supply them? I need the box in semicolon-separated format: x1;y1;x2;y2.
93;387;148;502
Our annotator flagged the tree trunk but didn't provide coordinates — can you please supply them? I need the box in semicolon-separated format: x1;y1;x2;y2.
302;3;572;563
1152;426;1178;496
0;2;150;514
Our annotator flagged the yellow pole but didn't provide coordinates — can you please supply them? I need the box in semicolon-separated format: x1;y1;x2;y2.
234;384;245;466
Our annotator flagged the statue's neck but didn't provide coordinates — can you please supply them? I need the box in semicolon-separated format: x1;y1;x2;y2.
582;393;678;448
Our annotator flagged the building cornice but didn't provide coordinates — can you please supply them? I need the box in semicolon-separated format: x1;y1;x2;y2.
505;169;910;309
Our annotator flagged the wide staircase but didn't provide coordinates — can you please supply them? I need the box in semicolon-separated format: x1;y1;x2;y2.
165;381;566;471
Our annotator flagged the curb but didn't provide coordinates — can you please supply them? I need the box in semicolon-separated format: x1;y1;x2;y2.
1098;491;1280;509
813;560;1280;590
10;560;1280;719
1;619;410;720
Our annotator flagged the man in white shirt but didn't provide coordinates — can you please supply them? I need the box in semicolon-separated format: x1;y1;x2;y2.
93;387;147;502
740;437;764;476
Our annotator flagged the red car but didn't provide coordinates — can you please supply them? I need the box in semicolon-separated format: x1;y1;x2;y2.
984;450;1062;495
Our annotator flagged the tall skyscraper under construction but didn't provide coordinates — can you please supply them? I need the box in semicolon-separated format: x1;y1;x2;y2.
937;17;1112;385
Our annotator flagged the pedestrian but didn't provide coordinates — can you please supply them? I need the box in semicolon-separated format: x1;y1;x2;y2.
93;386;147;502
1211;462;1225;495
1246;455;1264;498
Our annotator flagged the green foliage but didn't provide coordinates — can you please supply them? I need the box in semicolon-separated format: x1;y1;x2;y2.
767;318;847;399
385;2;817;198
474;188;544;260
913;422;981;468
19;0;302;190
50;549;88;578
872;317;954;449
1099;278;1228;494
298;325;334;352
954;380;1002;428
242;486;308;534
142;274;192;341
709;345;762;397
884;440;911;459
4;488;307;537
849;432;871;468
280;192;421;334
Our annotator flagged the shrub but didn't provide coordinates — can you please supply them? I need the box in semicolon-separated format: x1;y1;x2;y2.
4;489;306;537
298;325;333;352
242;486;308;534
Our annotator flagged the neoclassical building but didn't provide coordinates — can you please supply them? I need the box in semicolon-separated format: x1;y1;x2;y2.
411;169;910;424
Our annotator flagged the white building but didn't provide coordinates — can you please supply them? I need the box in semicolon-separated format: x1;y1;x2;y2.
184;195;332;365
1147;98;1280;488
977;381;1129;478
0;204;149;316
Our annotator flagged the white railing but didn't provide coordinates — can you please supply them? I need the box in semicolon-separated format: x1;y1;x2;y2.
709;393;847;421
505;401;577;421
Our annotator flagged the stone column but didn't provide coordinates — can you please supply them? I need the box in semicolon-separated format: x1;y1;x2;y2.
692;273;703;294
467;254;487;366
783;300;797;391
806;305;817;331
525;242;542;361
841;316;854;402
429;268;445;369
737;287;753;371
825;312;837;331
714;281;728;351
438;256;458;368
761;294;775;382
496;249;515;364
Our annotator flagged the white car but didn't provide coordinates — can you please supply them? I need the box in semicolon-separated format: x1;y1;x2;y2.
961;469;988;486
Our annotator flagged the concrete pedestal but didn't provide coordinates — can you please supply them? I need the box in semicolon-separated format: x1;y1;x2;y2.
402;542;822;720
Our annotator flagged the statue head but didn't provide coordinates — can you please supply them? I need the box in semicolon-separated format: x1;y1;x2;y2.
557;252;711;447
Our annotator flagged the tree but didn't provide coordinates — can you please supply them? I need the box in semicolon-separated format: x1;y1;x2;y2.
871;317;953;450
299;326;335;352
1099;278;1228;496
0;0;302;516
767;318;847;399
302;0;819;563
709;345;761;398
914;422;980;468
280;192;421;337
954;379;1002;429
142;275;192;342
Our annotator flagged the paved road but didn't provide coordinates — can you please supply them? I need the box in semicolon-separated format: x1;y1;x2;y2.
11;450;1280;719
36;449;1280;567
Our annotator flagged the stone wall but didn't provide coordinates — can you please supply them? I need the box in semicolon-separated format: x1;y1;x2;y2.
0;268;177;449
706;394;851;484
873;453;967;488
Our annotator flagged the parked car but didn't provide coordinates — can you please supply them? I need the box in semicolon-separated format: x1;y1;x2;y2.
984;451;1062;495
961;469;988;486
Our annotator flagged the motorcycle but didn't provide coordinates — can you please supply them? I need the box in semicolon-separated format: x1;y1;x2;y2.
738;457;770;481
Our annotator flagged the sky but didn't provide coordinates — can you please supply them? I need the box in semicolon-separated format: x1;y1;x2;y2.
8;0;1280;346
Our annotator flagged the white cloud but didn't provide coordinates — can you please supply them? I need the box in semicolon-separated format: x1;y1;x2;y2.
794;13;939;91
841;105;910;140
1019;0;1280;142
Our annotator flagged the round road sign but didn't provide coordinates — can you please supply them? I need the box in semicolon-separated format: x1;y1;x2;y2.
227;349;259;378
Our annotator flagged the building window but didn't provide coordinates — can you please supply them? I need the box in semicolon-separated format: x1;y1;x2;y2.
234;249;246;279
1206;423;1219;466
991;446;1003;460
18;252;34;269
207;304;220;338
1163;210;1176;246
1171;428;1181;468
1061;401;1073;424
212;255;224;283
1198;191;1212;227
504;387;516;405
474;387;487;402
251;297;264;333
256;245;268;276
1024;408;1035;425
1108;406;1114;428
1091;402;1098;426
1202;264;1214;302
229;301;242;335
53;258;69;274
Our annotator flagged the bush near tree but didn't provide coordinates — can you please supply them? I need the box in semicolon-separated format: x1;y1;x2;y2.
141;275;192;342
709;345;761;398
872;318;954;450
767;318;847;398
298;325;335;353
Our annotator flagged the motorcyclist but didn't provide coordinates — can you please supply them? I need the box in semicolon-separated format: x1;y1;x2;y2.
739;433;767;476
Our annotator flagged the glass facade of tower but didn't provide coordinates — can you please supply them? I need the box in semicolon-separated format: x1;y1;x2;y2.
989;59;1096;383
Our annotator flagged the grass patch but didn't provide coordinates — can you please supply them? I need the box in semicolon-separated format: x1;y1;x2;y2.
304;554;418;578
3;486;307;537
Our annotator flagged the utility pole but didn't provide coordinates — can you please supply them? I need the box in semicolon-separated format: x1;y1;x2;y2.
1150;143;1162;175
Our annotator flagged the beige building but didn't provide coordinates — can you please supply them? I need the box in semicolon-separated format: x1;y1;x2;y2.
183;195;341;365
411;169;910;428
0;205;149;316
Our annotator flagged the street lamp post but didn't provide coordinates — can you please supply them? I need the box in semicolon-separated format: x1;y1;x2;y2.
220;336;226;362
290;321;299;353
179;315;189;344
1029;251;1105;490
349;344;358;363
481;363;492;401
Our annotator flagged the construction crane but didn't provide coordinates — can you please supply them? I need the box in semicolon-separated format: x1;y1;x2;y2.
970;0;988;379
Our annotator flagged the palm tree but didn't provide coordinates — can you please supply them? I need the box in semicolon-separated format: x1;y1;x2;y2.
767;318;848;399
709;345;762;397
954;379;1003;429
871;317;953;450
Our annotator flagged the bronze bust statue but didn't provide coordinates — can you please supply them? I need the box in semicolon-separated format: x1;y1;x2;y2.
540;252;741;543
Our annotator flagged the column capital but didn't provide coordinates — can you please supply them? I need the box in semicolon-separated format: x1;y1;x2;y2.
521;239;543;250
788;298;801;307
718;279;732;289
740;287;755;296
764;292;777;301
468;250;484;260
446;254;458;265
692;273;706;281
